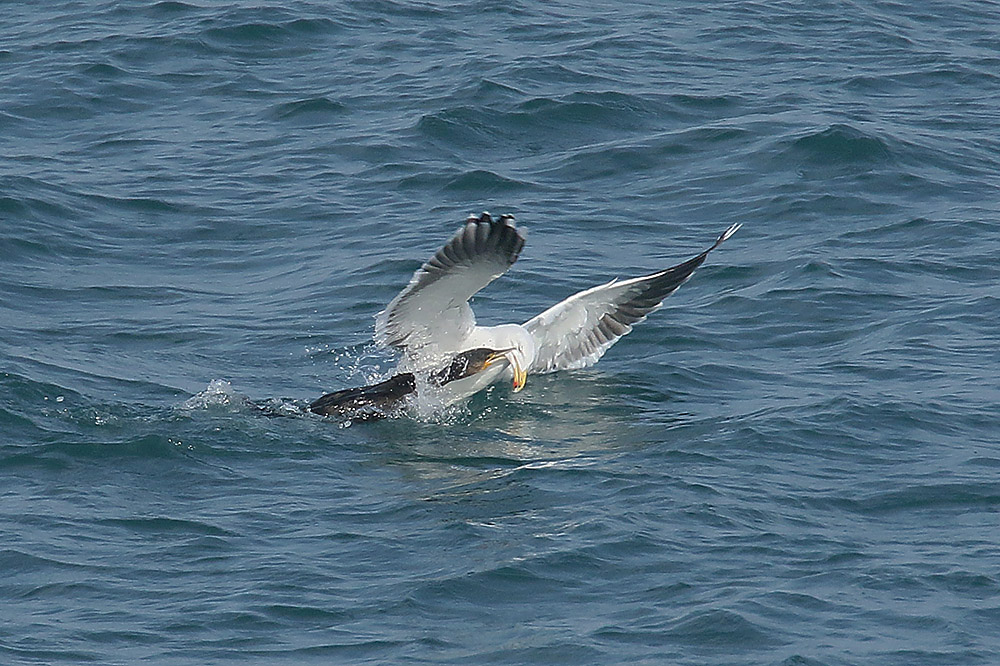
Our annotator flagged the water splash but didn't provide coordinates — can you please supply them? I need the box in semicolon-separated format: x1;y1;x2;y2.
179;379;245;411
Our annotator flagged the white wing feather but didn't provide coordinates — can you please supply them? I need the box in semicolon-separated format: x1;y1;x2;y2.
524;223;740;374
374;213;525;357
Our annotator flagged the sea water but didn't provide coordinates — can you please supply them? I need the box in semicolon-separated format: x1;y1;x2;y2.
2;2;1000;664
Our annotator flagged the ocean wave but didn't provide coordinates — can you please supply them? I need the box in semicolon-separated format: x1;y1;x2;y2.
844;483;1000;516
443;169;534;193
547;126;751;181
199;15;341;51
595;609;782;649
784;123;894;166
266;97;348;125
416;89;675;154
4;1;1000;663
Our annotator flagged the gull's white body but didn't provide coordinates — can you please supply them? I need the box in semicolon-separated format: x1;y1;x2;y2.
374;212;739;408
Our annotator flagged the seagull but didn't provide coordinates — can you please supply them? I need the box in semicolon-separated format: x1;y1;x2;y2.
367;212;740;410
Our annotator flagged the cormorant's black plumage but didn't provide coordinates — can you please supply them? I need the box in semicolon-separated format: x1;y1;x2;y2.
309;347;503;419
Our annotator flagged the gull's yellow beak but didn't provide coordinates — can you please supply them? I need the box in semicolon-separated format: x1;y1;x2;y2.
505;350;526;392
484;348;527;392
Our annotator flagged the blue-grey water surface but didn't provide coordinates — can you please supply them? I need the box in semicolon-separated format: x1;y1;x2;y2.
3;1;1000;664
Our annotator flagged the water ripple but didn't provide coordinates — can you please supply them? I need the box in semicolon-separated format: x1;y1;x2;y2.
3;1;1000;664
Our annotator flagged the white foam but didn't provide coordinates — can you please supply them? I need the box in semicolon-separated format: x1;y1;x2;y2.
180;379;242;410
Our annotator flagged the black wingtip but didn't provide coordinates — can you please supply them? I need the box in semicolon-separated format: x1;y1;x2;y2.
711;223;741;251
633;223;741;305
459;210;523;262
467;211;516;225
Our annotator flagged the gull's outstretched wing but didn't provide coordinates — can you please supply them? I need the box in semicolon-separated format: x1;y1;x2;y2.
524;223;740;374
375;212;525;355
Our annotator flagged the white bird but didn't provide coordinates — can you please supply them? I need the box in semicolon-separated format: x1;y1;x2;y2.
372;212;740;409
